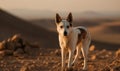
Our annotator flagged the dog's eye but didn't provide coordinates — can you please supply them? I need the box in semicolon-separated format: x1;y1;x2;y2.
60;26;63;28
67;26;69;28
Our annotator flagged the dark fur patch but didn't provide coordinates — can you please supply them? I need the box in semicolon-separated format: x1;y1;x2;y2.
77;28;87;45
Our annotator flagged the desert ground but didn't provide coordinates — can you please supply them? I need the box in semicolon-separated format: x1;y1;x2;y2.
0;9;120;71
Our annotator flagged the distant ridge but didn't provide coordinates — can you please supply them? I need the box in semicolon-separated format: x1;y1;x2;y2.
0;9;58;48
8;9;120;20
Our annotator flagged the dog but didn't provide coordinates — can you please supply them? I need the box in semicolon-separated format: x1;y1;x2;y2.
55;12;91;70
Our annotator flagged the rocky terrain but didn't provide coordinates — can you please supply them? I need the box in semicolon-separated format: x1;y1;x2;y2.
0;35;119;71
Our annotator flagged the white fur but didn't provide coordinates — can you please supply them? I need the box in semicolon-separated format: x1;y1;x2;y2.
56;13;91;70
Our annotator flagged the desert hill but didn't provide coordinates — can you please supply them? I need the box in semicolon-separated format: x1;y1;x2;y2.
0;9;58;48
89;21;120;45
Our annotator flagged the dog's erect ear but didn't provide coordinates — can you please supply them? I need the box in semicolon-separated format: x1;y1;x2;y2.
67;12;73;23
56;13;62;24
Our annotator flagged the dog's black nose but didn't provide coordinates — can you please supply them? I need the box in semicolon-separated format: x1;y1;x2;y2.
64;31;67;36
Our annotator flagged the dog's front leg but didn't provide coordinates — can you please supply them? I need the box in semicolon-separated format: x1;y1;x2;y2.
68;49;73;69
61;48;65;71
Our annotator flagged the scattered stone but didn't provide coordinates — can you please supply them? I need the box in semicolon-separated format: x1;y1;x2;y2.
115;49;120;57
0;34;120;71
91;55;96;60
20;65;29;71
4;50;13;55
0;41;6;50
43;61;49;65
101;66;110;71
13;48;24;57
112;66;120;71
0;34;40;57
89;45;95;51
50;51;54;55
88;65;95;71
0;50;6;56
54;49;61;56
24;46;31;53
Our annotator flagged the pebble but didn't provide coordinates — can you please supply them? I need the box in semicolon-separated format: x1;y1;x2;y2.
89;45;95;51
115;49;120;57
91;55;96;60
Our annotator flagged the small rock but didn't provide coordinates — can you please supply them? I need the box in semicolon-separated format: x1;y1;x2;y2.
28;64;36;70
89;65;94;71
115;49;120;57
24;46;31;54
89;45;95;51
20;66;29;71
13;48;24;57
11;34;21;41
39;53;42;56
0;43;4;50
50;51;54;55
16;48;24;54
101;49;107;53
91;55;96;60
4;50;13;55
112;66;120;71
54;49;60;56
101;66;110;71
43;61;49;65
0;50;5;56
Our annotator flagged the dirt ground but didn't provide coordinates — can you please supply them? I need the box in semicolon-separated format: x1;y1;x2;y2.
0;45;120;71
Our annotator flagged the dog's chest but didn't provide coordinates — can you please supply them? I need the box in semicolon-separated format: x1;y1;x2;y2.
59;29;79;49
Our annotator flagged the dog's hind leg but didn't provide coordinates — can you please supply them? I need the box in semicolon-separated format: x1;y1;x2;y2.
81;45;87;70
81;39;91;70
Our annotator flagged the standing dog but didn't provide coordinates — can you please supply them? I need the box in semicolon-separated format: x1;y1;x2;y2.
55;13;91;70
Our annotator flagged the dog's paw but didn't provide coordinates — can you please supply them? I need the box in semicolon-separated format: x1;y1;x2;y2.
71;63;74;66
82;70;87;71
65;67;73;71
82;68;87;71
61;67;65;71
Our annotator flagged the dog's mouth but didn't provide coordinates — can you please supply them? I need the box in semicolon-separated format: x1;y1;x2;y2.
64;34;67;36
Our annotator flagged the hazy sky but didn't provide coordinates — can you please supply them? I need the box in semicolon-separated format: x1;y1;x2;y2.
0;0;120;12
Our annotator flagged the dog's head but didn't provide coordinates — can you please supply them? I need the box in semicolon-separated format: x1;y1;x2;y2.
55;13;73;37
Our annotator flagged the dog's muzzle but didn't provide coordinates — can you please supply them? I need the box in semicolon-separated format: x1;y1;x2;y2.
64;31;67;36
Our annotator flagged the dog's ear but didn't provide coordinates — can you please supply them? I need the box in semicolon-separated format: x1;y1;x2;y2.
56;13;62;24
67;12;73;23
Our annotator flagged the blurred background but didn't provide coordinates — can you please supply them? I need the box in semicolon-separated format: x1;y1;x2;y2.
0;0;120;49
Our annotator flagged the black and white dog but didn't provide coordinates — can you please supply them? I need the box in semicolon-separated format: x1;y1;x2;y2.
55;13;91;70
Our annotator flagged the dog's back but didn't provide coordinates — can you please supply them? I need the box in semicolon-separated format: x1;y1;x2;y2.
72;26;91;46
